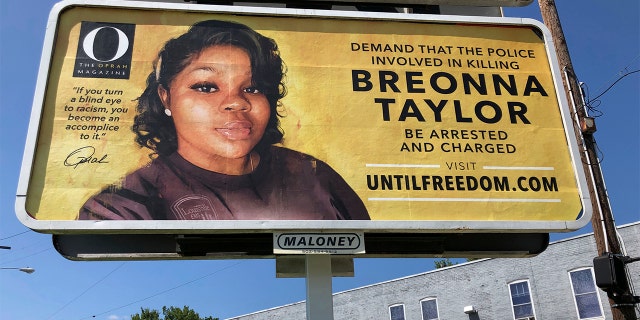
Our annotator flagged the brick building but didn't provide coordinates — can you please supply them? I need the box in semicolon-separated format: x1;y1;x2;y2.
230;222;640;319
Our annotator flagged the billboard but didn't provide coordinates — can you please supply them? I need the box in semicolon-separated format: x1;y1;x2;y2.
16;0;591;234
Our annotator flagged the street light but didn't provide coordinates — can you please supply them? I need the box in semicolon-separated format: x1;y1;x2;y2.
0;267;35;274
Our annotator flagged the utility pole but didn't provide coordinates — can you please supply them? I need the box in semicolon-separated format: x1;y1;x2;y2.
538;1;637;319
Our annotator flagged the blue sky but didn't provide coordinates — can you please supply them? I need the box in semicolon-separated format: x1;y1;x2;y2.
1;1;638;319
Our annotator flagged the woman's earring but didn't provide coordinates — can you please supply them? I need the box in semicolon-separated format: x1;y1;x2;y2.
164;109;172;117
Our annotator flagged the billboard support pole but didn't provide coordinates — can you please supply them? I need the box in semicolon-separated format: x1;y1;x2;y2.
305;254;334;320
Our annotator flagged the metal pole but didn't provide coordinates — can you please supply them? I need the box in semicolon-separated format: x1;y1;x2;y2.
305;254;334;320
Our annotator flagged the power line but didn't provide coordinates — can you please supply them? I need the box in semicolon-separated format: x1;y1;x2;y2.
0;247;52;265
587;69;640;104
47;262;127;320
78;261;245;320
592;54;640;96
0;230;31;240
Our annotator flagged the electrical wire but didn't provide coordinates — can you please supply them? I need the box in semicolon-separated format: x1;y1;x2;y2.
47;262;127;320
576;66;639;167
578;54;639;126
0;230;31;240
587;69;640;104
591;138;605;166
579;83;603;118
78;260;245;320
0;247;52;265
581;58;640;314
591;54;640;98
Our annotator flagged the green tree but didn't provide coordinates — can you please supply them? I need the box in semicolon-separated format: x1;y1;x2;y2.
433;258;457;269
131;308;160;320
131;306;218;320
433;257;482;269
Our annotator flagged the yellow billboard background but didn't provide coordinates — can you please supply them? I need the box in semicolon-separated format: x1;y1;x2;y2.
25;6;583;221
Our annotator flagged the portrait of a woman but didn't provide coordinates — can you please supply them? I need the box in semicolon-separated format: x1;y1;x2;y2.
79;20;370;220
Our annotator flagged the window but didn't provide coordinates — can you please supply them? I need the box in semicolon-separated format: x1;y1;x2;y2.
569;268;604;319
389;304;405;320
509;280;536;320
420;298;439;320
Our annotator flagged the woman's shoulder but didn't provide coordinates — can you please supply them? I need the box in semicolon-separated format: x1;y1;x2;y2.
265;146;337;176
269;145;317;161
112;154;178;189
267;146;329;167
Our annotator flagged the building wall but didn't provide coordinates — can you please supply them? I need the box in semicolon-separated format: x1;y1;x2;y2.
229;222;640;319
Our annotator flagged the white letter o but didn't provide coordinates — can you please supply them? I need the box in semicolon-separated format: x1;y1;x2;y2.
82;26;129;62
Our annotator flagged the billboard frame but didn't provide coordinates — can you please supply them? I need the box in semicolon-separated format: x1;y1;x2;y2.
53;232;550;260
16;0;592;235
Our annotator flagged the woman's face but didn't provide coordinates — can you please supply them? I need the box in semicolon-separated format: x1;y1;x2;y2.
159;45;270;168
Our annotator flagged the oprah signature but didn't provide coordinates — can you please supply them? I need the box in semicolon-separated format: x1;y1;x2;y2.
64;146;109;168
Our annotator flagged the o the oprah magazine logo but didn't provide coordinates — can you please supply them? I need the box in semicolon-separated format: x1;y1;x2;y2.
73;22;135;79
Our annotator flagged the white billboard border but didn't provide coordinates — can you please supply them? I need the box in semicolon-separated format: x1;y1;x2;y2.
16;0;592;234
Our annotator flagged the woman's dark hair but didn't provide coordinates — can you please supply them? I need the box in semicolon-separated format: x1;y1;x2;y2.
133;20;286;156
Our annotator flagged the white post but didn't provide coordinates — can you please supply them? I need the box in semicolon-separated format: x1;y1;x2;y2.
305;254;334;320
